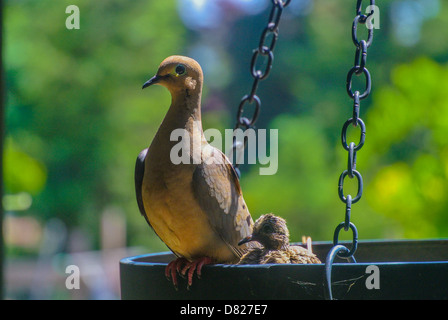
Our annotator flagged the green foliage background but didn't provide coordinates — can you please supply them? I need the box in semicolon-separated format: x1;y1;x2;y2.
4;0;448;257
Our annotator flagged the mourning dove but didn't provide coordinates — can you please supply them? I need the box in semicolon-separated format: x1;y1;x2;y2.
136;56;256;288
238;214;321;264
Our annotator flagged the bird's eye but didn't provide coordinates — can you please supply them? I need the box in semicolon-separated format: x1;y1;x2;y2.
175;64;186;75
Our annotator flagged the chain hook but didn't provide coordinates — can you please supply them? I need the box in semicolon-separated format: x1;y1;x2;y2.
325;0;376;300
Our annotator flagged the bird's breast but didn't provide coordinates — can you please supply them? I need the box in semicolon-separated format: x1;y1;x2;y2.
140;109;238;262
142;152;235;262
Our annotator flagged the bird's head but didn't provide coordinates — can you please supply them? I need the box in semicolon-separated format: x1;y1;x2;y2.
142;55;203;96
238;213;290;250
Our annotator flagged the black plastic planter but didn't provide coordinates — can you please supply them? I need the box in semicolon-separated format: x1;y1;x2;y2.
120;239;448;300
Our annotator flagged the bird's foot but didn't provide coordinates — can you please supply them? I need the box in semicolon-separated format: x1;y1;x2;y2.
165;257;214;289
165;257;188;290
180;257;214;289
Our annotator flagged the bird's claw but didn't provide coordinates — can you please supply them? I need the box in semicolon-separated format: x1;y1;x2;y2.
165;257;213;289
165;258;189;290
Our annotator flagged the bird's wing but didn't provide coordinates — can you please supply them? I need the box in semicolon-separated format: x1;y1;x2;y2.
237;248;264;265
192;145;254;258
135;148;181;258
135;149;147;218
135;148;152;227
290;245;321;264
261;251;290;264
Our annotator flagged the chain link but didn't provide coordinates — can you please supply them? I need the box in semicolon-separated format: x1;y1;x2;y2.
325;0;376;300
231;0;290;178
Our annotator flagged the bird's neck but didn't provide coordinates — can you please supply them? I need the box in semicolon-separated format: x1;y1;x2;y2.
157;89;204;145
148;88;205;167
158;87;201;125
171;90;202;123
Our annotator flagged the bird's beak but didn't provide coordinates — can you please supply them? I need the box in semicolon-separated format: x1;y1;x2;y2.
238;235;253;246
142;75;161;89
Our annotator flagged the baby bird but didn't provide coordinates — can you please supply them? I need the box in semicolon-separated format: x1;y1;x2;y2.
237;214;321;264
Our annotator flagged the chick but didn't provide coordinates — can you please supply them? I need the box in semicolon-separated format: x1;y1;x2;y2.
237;214;321;264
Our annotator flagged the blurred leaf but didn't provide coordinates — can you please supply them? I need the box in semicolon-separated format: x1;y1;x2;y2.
3;138;47;195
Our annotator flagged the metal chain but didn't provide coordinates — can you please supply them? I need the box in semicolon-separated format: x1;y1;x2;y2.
231;0;291;179
325;0;375;300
